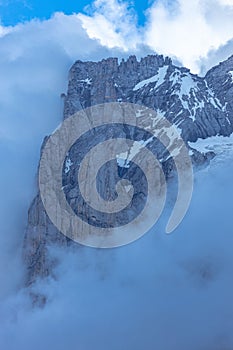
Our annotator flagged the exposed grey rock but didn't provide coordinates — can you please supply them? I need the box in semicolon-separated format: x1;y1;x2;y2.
205;55;233;126
23;54;233;288
23;193;71;287
64;54;233;141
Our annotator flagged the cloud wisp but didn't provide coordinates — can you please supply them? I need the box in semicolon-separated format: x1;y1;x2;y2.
78;0;233;73
0;1;233;349
1;150;233;350
0;11;127;302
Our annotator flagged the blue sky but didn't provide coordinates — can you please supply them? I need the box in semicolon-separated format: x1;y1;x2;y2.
0;0;150;26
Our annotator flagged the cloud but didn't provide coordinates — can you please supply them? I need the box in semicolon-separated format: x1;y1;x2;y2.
0;6;157;305
218;0;233;6
0;5;158;305
78;0;233;73
1;151;233;349
0;11;130;302
78;0;140;50
141;0;233;72
0;2;233;349
199;38;233;75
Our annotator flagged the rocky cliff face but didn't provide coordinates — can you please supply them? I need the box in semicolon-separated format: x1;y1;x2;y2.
64;54;233;141
23;54;233;288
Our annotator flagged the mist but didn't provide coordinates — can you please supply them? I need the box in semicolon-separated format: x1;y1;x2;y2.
1;146;233;349
0;12;138;302
0;6;233;350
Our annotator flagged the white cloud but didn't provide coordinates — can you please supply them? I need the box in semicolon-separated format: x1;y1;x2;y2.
0;11;126;302
78;0;140;50
0;2;233;349
144;1;213;72
1;154;233;349
0;0;232;306
199;38;233;75
143;0;233;72
0;8;156;304
218;0;233;6
78;0;233;73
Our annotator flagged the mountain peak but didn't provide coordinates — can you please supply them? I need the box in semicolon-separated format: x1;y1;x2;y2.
64;54;233;142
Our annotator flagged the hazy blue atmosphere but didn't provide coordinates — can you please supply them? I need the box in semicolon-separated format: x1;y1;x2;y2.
0;0;233;349
1;151;233;350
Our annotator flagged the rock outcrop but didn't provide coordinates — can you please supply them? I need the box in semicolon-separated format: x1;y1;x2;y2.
23;54;233;288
